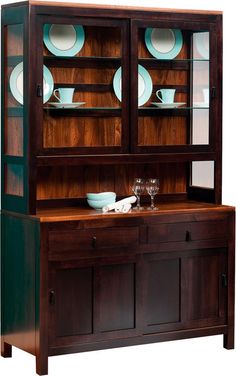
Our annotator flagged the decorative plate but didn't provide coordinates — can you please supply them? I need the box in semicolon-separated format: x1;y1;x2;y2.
113;64;153;106
145;28;183;59
43;24;85;56
9;62;54;104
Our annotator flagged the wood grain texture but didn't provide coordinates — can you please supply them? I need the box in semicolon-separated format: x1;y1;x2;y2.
36;163;187;200
34;202;234;223
43;116;121;148
27;1;222;15
44;26;121;58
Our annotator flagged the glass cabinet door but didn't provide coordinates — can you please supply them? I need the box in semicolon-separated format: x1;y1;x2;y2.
131;20;216;153
1;5;29;213
36;17;129;155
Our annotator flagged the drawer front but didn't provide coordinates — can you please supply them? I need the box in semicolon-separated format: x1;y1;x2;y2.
49;226;139;256
148;220;228;244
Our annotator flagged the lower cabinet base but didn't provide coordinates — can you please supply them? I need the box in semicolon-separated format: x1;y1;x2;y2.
2;325;233;376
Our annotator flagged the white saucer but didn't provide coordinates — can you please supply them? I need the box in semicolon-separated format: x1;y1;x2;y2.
47;102;86;108
151;102;186;109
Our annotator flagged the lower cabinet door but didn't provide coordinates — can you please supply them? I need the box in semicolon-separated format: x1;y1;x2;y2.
143;254;182;333
182;248;227;327
49;256;140;347
143;248;227;334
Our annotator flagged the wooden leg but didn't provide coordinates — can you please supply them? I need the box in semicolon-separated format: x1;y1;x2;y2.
36;354;48;376
1;341;12;358
224;328;234;349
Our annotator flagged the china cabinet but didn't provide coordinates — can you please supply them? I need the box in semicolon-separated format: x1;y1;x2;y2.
1;2;235;376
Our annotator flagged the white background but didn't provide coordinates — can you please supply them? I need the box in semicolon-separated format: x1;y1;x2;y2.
0;0;235;375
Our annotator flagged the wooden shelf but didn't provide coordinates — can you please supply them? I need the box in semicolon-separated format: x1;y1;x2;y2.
36;152;216;166
43;107;122;117
139;58;209;70
138;108;190;116
44;56;121;68
35;200;232;222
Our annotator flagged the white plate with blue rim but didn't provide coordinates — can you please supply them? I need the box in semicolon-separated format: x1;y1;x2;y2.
145;28;183;60
113;64;153;106
43;24;85;56
9;62;54;104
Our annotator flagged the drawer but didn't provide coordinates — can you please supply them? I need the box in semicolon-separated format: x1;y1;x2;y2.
148;220;228;244
49;226;139;256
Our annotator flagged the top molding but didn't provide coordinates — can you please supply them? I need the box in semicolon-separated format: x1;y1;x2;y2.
1;0;223;15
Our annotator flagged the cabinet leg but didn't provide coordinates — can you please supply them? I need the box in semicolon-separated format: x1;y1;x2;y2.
224;329;234;349
36;354;48;376
1;341;12;358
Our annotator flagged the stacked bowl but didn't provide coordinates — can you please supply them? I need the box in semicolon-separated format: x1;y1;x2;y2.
86;192;116;210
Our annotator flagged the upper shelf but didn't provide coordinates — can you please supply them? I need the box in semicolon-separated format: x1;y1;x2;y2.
43;56;122;68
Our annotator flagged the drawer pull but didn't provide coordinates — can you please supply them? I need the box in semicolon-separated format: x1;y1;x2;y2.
49;290;55;305
185;231;191;242
221;274;227;288
92;236;97;249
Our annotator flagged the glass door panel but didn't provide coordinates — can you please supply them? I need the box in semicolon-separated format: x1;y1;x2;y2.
4;24;24;157
131;21;214;152
2;21;26;204
40;19;128;153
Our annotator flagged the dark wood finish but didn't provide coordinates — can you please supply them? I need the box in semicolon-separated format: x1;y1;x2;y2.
144;257;180;327
36;163;187;201
1;341;12;357
1;3;233;376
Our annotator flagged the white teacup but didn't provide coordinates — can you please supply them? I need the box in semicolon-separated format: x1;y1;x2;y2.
156;89;176;103
53;88;75;103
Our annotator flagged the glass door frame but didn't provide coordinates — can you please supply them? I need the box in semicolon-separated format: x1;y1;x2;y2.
34;15;130;156
130;18;218;154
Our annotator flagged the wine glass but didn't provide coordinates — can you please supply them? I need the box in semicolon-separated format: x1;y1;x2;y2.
131;178;145;210
146;178;160;210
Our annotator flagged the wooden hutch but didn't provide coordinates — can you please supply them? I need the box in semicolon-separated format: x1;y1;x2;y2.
1;2;235;375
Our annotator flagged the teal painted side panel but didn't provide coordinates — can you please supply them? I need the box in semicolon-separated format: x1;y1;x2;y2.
1;212;40;355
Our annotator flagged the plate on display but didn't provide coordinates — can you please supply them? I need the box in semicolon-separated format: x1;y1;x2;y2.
47;102;86;108
9;62;54;104
43;24;85;56
113;64;153;106
151;102;186;108
145;28;183;59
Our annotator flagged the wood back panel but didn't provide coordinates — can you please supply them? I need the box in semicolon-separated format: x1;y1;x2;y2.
37;163;187;200
43;26;121;58
43;116;121;148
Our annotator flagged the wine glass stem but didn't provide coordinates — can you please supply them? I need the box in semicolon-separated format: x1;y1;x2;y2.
137;195;141;209
151;195;155;209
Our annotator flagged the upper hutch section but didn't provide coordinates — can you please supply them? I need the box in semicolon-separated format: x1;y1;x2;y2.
1;2;222;214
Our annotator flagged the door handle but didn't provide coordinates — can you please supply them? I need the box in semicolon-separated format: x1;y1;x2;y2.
49;290;55;305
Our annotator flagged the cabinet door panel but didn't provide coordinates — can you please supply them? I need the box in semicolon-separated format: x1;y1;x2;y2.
144;256;181;332
55;267;93;337
183;251;227;323
98;263;135;332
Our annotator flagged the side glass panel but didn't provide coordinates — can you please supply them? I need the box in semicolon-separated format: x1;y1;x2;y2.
192;32;209;145
4;163;24;196
42;22;126;151
3;23;25;199
136;26;210;148
191;161;214;189
4;24;24;156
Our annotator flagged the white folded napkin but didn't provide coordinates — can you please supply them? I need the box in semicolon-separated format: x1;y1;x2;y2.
102;196;137;213
114;203;132;213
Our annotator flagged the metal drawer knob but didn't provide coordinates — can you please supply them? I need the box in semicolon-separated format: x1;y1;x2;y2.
185;231;191;242
92;236;97;248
